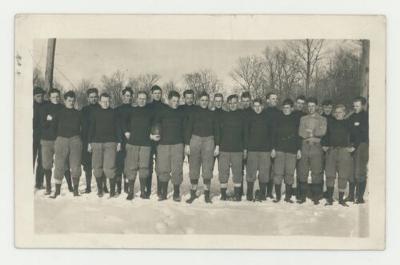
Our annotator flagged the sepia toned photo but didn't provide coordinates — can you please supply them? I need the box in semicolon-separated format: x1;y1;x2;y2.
14;15;386;249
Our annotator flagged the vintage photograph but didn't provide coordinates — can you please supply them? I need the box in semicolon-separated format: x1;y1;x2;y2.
14;15;386;249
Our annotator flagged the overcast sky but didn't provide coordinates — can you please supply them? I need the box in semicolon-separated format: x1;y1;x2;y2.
33;39;357;92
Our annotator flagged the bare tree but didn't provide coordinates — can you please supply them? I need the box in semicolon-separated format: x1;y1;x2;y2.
162;80;181;100
359;39;369;99
33;66;45;88
101;70;125;107
183;69;222;98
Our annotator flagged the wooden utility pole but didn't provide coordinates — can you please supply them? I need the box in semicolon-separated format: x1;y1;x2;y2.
360;39;370;99
44;38;56;92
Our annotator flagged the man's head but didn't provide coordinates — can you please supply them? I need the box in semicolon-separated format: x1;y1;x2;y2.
121;87;133;104
198;92;210;109
136;91;148;107
151;85;162;102
49;88;61;104
334;104;346;120
252;98;264;114
241;91;252;109
86;88;99;105
295;95;306;112
307;97;318;115
266;92;278;107
168;90;180;109
353;96;367;113
322;99;334;116
63;91;76;109
227;94;239;112
183;89;195;106
214;93;224;109
282;98;294;116
99;93;111;109
33;86;44;104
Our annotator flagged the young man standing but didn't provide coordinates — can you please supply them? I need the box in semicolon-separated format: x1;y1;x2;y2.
147;85;167;197
213;93;224;114
320;99;334;198
51;91;83;198
240;91;253;197
348;96;369;204
244;98;273;202
272;99;302;203
115;87;133;194
184;92;220;204
218;94;246;201
179;89;197;113
123;91;154;200
88;93;121;198
154;90;186;201
297;97;327;205
322;104;354;206
40;88;73;195
33;86;45;189
81;88;101;194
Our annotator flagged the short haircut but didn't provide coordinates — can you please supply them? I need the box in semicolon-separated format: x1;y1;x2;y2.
198;91;209;99
334;104;346;111
137;90;148;98
122;86;133;96
183;89;195;97
353;96;367;106
168;90;180;100
266;92;277;100
48;88;60;96
99;92;111;100
307;97;318;105
296;95;306;102
63;90;76;100
214;93;223;99
253;98;263;105
241;91;251;99
322;99;333;106
227;94;239;102
86;87;99;96
151;85;162;93
282;98;294;107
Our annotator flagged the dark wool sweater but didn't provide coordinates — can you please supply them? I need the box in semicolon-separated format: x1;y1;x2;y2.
292;110;307;124
33;101;44;141
272;112;302;154
154;106;186;145
40;102;63;141
321;118;353;147
348;111;369;147
81;103;100;142
265;106;281;125
88;107;121;143
116;103;132;143
55;107;83;138
123;105;154;146
184;107;220;145
219;110;245;152
244;110;273;152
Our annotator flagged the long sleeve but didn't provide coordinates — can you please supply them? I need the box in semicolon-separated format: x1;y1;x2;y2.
114;110;122;143
184;112;193;145
314;116;327;137
298;116;308;139
243;117;250;149
213;113;220;145
321;120;330;146
88;111;96;143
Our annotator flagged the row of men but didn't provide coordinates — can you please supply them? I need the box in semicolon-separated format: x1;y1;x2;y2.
32;85;369;206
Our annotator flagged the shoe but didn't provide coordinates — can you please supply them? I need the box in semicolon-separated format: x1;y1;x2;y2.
220;188;227;201
284;184;293;203
204;190;212;203
109;178;116;198
186;190;197;204
339;192;349;207
246;181;254;201
96;177;103;198
158;182;168;201
50;184;61;199
344;182;355;202
72;177;80;197
355;181;366;204
324;187;334;206
234;187;241;201
44;170;52;195
126;179;135;200
273;184;281;203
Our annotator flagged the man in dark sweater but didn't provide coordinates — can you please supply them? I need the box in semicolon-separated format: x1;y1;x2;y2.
33;86;45;189
40;88;73;195
218;94;246;201
115;87;133;195
81;88;100;193
348;96;369;204
265;92;281;199
272;99;302;203
153;90;186;201
88;93;122;198
51;91;83;198
123;91;154;200
212;93;224;172
321;104;355;206
184;92;220;204
147;85;167;198
244;98;273;202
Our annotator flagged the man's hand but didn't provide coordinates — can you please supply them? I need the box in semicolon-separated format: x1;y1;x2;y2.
46;114;53;121
214;145;220;157
306;128;313;137
124;132;131;140
87;143;92;153
296;150;302;160
322;146;329;152
243;149;248;159
346;147;355;153
271;149;276;158
150;134;160;141
184;145;190;156
117;143;121;152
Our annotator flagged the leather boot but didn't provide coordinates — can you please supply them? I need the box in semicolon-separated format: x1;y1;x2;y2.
96;177;103;198
356;181;366;204
266;180;274;199
158;181;168;201
273;184;281;203
103;175;109;193
234;187;242;201
325;186;334;206
345;182;355;202
116;176;122;195
220;188;227;201
173;185;181;202
204;190;212;203
139;178;148;199
126;179;135;200
246;181;254;201
186;189;197;204
123;175;129;194
50;183;61;199
312;184;321;205
44;169;52;195
64;170;73;192
255;182;267;201
109;178;116;198
297;182;306;204
339;191;349;207
284;184;293;203
84;170;92;193
72;177;80;196
156;177;162;198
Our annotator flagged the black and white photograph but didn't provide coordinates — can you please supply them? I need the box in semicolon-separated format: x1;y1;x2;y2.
14;14;386;249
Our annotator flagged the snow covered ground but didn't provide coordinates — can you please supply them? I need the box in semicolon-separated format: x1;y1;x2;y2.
34;161;369;237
